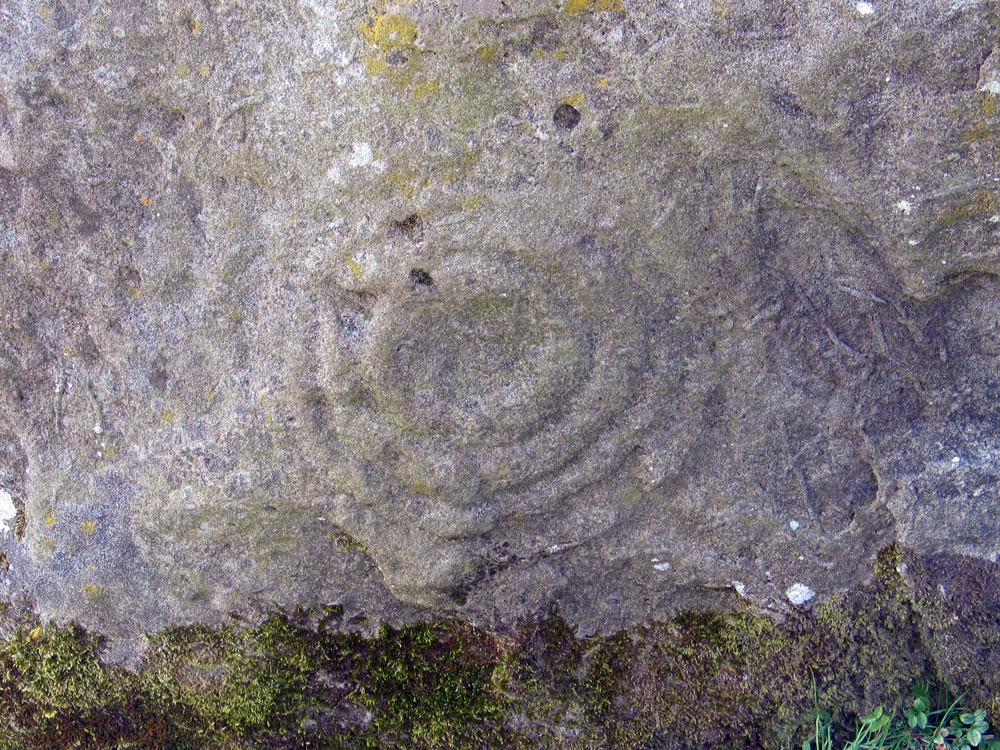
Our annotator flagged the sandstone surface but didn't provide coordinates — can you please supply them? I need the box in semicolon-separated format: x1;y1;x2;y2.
0;0;998;646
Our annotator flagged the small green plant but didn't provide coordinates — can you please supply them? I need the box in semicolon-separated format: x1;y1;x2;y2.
931;705;996;750
903;681;931;731
803;680;1000;750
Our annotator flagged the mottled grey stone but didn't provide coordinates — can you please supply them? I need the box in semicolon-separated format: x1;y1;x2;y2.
0;0;998;643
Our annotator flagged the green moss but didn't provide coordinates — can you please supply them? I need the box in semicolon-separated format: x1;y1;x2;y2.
354;621;507;747
0;623;141;748
142;615;317;738
0;547;991;748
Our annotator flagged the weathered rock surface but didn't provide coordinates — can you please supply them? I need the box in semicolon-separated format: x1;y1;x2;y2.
0;0;998;643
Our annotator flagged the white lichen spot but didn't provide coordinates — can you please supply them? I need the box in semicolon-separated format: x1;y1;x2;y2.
733;581;747;597
326;164;343;183
349;142;373;168
789;520;800;531
94;423;103;434
896;199;913;215
981;81;1000;95
952;456;961;464
653;561;671;571
855;1;875;15
786;583;815;605
989;214;1000;223
0;489;16;533
908;239;920;245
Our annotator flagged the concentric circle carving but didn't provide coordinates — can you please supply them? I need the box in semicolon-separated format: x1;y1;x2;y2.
305;247;688;605
319;251;655;508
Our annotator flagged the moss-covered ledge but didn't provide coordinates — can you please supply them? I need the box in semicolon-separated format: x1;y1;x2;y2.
0;545;993;749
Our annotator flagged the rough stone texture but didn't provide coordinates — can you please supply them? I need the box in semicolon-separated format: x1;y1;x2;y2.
0;0;998;644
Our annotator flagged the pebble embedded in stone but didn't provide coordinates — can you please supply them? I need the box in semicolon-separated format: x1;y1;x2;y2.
0;490;16;533
786;583;815;605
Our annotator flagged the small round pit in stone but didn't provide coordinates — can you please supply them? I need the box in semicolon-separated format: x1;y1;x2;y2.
410;268;434;286
553;104;581;130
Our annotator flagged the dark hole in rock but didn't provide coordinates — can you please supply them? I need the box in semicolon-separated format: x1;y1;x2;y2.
553;103;581;130
392;213;424;241
410;268;433;286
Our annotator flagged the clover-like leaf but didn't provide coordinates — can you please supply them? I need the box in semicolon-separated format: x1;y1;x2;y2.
863;707;884;724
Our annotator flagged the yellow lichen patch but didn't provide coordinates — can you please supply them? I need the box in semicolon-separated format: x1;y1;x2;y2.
962;94;999;141
979;91;999;117
81;521;96;535
159;408;177;425
83;583;100;597
133;131;142;142
37;6;51;19
564;92;585;107
346;257;363;279
388;168;420;198
139;195;151;206
711;0;732;17
100;445;118;459
477;46;496;62
464;195;483;211
177;63;191;77
189;16;201;35
27;626;42;641
412;79;441;101
552;48;568;60
43;512;56;526
595;75;609;87
199;64;211;77
563;0;624;11
363;56;391;77
407;480;433;496
357;12;418;51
